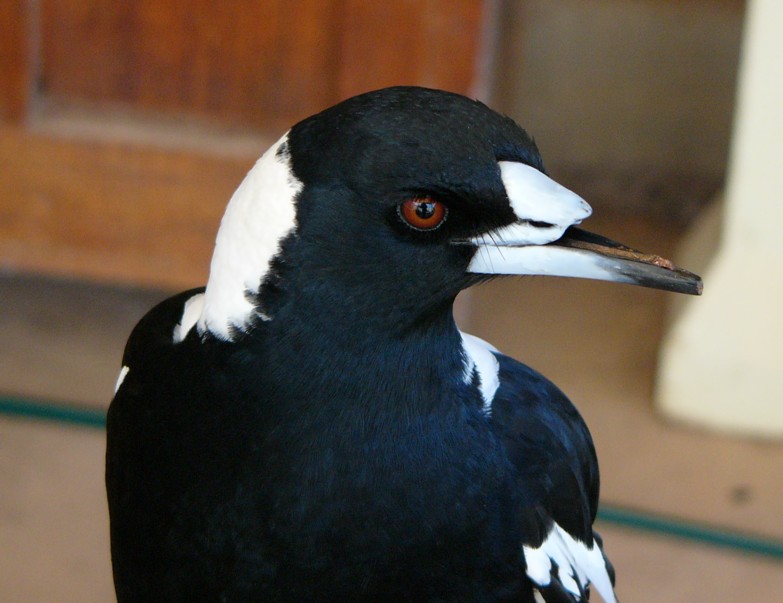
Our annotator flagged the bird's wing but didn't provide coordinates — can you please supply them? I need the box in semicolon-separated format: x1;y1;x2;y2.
107;287;236;599
107;287;210;519
107;286;207;488
487;350;617;603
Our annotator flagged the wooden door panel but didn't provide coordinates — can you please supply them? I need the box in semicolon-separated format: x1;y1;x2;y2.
1;0;486;289
41;0;343;130
0;1;31;121
0;123;252;289
338;0;484;98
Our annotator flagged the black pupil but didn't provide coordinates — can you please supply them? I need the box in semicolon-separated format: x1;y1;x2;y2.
416;201;436;220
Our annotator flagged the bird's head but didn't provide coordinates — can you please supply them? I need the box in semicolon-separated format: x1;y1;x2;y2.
198;87;701;341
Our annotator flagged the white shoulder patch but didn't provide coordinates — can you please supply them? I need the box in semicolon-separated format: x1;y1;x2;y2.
198;133;303;341
523;523;616;603
173;292;205;343
459;331;500;411
114;365;130;394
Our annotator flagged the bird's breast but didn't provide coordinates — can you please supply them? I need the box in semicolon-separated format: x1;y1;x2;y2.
262;408;506;522
248;406;523;596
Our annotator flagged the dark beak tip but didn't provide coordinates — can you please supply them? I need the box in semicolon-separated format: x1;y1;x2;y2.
694;276;704;296
558;226;704;296
669;266;703;296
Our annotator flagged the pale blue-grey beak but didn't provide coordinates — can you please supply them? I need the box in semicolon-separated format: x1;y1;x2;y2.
463;162;702;295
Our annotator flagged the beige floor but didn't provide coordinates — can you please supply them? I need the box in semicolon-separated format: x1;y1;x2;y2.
1;212;781;602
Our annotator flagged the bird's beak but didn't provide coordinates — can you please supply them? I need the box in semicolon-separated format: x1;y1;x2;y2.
462;162;702;295
465;225;702;295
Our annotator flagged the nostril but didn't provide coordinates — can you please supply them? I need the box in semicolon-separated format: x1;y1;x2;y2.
520;219;555;229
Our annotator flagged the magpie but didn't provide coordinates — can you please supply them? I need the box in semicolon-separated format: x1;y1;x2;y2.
106;86;701;602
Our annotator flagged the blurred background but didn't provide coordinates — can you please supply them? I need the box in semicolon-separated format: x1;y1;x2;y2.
1;1;781;601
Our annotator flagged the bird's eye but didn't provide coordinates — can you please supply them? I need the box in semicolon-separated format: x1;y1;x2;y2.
398;197;448;231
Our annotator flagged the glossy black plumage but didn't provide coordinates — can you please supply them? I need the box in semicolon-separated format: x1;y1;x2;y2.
106;87;629;602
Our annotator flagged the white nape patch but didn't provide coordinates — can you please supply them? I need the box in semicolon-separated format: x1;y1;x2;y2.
173;293;205;343
114;366;130;394
523;523;616;603
198;133;303;341
499;161;591;239
460;332;500;411
467;242;635;285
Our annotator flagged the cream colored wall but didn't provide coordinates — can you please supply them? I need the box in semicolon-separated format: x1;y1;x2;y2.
657;0;783;437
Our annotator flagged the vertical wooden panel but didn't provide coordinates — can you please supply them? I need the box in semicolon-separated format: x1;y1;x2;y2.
40;0;342;130
338;0;484;99
0;0;31;121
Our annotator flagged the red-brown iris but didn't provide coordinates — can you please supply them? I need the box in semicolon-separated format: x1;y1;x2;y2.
399;197;447;231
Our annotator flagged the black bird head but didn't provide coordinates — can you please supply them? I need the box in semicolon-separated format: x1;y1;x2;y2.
197;87;701;340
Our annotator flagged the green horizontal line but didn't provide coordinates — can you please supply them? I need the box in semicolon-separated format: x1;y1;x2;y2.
0;396;106;429
2;395;782;561
598;505;783;561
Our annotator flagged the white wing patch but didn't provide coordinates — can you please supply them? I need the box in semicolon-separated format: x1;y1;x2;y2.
114;365;130;394
524;523;616;603
173;292;205;343
198;133;303;341
459;331;500;411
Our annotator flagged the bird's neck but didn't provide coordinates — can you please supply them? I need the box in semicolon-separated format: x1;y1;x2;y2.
252;300;471;417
